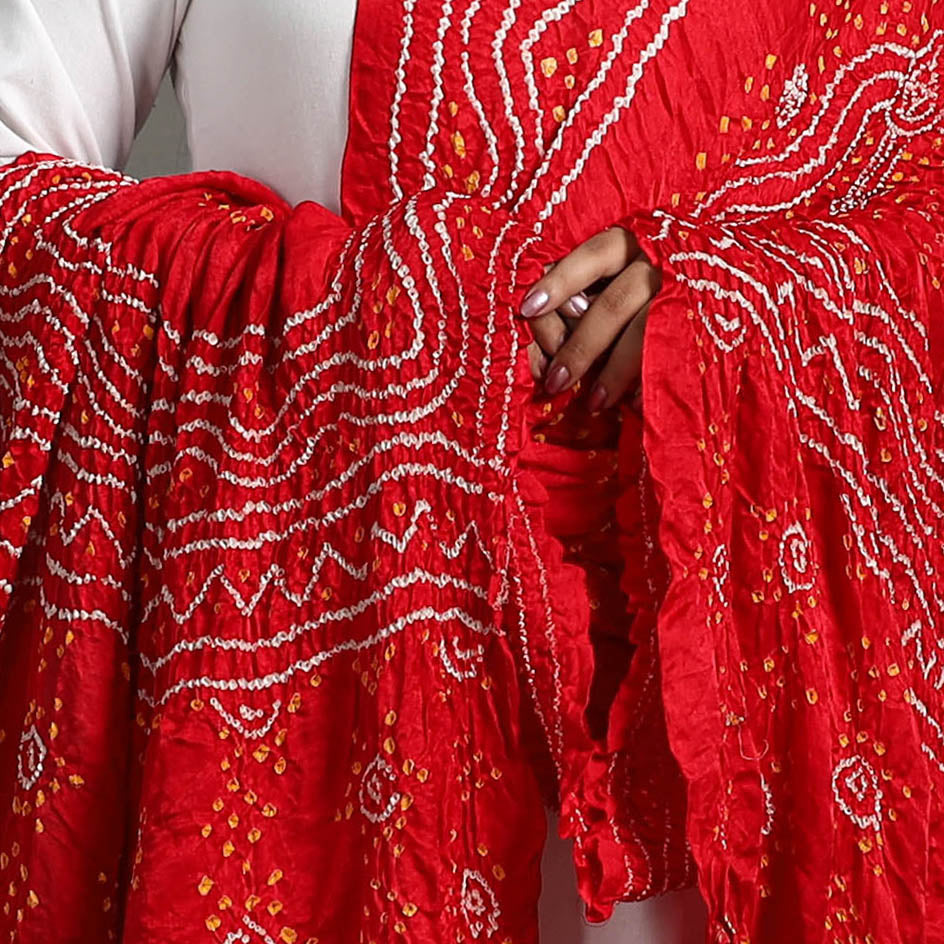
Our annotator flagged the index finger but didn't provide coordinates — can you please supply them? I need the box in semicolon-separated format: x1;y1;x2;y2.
520;227;639;319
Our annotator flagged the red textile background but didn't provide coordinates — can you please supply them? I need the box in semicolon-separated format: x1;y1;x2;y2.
1;1;943;942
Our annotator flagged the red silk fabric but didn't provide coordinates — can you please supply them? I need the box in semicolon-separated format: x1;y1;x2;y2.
1;1;943;942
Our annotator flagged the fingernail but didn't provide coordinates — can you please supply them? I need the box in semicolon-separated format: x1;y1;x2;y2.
521;288;549;318
545;363;570;395
631;389;643;414
587;382;607;413
568;292;590;314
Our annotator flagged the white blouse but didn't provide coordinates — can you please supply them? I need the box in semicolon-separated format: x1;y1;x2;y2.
0;0;357;212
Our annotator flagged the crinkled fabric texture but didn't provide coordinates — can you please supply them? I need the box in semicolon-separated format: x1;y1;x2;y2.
1;1;943;942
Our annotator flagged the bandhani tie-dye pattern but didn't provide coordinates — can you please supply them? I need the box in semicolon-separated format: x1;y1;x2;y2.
1;1;943;942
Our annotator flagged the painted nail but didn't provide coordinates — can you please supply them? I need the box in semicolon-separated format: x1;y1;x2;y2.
545;363;570;395
568;292;590;314
587;382;607;413
559;294;588;319
521;288;550;318
631;388;643;414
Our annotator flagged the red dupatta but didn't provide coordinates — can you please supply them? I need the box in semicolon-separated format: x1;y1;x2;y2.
1;1;943;942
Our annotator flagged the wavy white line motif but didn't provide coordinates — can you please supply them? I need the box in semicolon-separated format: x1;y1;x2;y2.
1;0;938;733
696;33;944;219
1;3;943;938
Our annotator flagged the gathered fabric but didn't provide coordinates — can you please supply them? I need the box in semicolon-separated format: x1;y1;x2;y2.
1;1;943;942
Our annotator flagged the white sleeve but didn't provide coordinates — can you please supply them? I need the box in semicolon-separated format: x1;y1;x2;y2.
0;0;188;169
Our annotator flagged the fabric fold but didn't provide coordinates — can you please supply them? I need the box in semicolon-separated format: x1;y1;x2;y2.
2;2;944;941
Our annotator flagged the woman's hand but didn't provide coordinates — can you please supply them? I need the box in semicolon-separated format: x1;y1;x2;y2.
522;226;659;413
